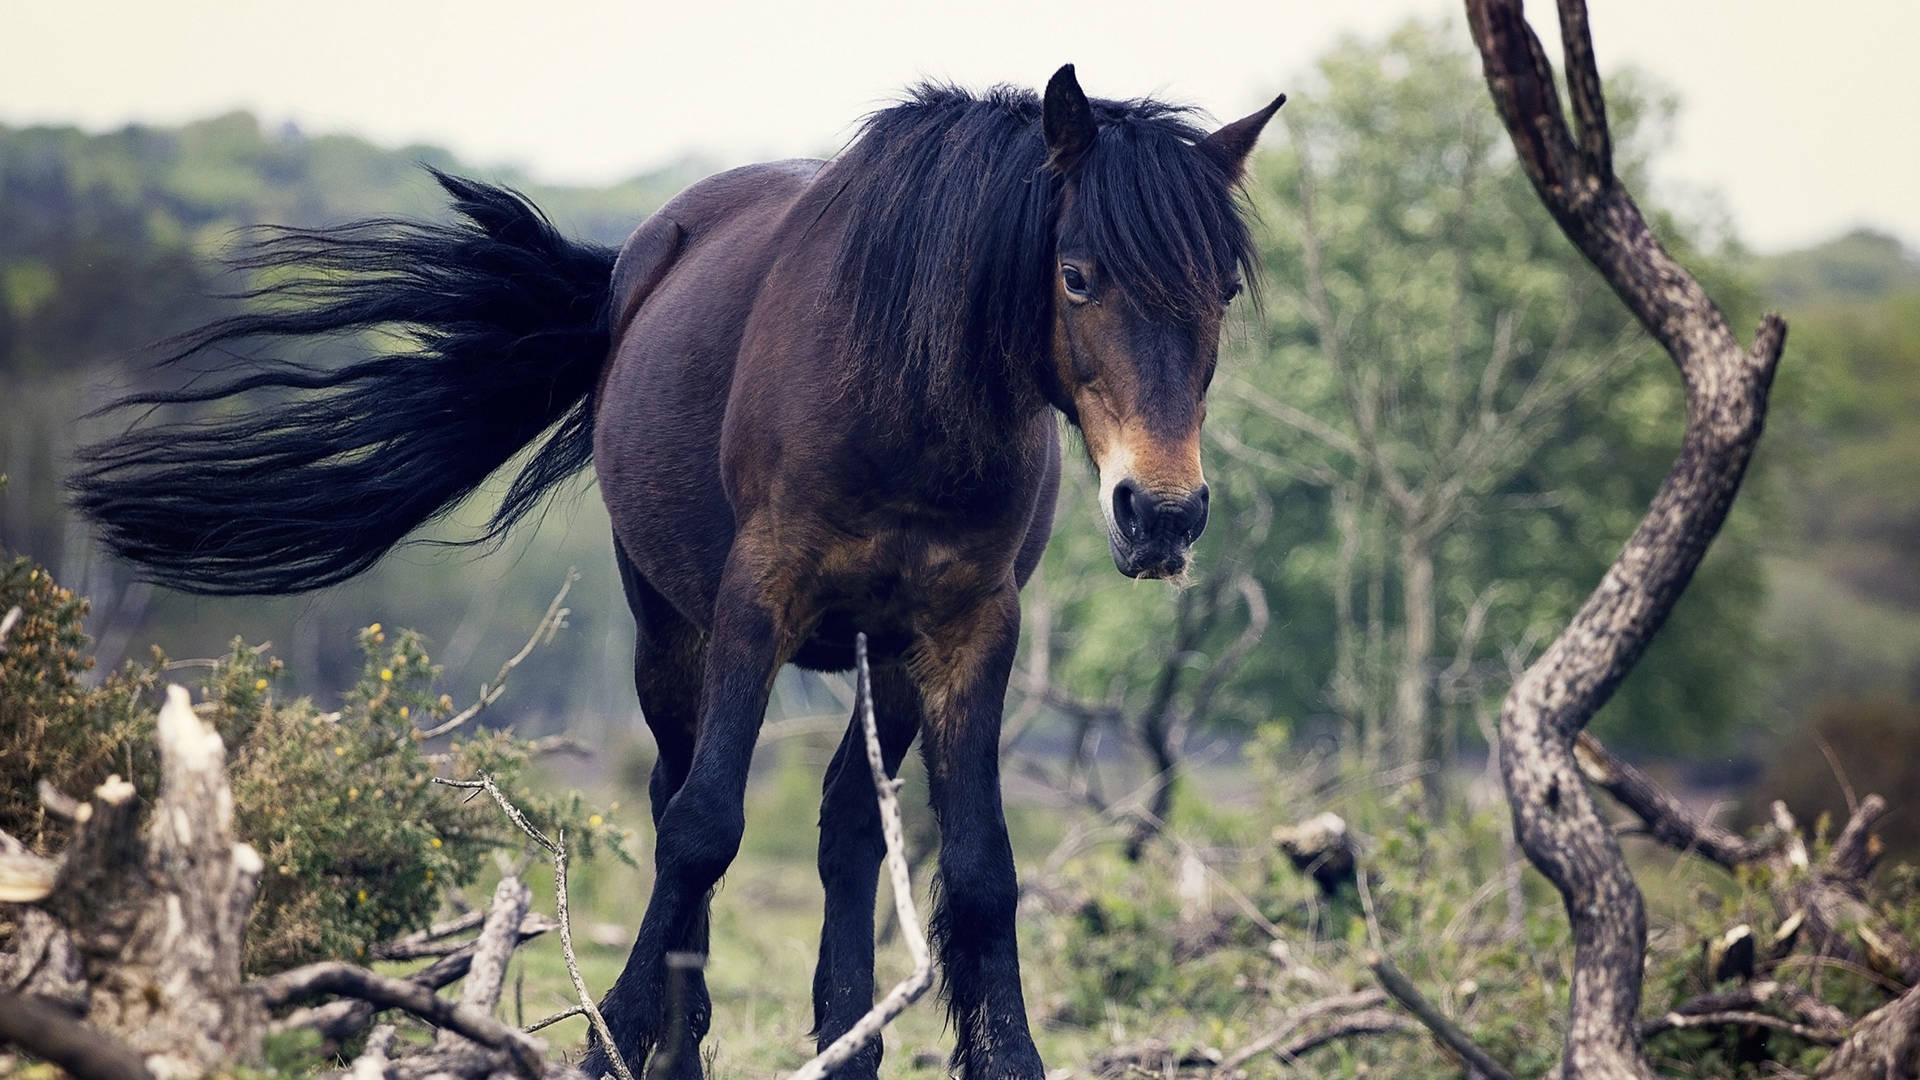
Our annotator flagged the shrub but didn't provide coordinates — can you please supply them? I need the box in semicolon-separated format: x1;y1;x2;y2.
0;552;629;974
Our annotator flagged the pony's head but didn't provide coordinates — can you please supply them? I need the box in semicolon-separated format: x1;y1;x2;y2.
1041;65;1283;580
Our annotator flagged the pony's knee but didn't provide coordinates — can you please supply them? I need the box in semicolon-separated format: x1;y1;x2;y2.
657;788;745;886
937;844;1019;930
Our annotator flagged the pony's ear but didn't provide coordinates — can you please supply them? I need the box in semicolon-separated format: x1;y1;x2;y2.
1043;64;1097;173
1203;92;1287;179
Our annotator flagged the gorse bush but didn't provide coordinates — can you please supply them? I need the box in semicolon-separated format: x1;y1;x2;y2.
0;550;629;974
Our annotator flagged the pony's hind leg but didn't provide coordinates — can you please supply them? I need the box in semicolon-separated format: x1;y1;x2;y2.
587;548;714;1080
810;664;922;1076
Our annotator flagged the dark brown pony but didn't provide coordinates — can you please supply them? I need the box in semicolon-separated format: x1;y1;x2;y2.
71;66;1283;1079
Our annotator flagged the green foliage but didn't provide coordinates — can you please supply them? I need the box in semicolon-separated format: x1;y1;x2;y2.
0;550;628;975
0;554;160;848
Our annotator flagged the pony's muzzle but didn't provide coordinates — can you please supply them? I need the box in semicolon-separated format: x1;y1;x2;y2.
1110;479;1208;579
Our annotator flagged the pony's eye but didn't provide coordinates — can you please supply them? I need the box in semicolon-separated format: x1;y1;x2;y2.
1061;264;1091;299
1222;281;1244;305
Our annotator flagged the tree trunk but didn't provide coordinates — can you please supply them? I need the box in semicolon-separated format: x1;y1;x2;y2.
34;686;266;1076
1462;1;1788;1076
1394;530;1435;781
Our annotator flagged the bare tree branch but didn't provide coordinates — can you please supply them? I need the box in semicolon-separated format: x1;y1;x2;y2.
1462;2;1789;1075
1573;732;1782;869
431;774;635;1080
250;962;545;1077
1368;951;1517;1080
418;569;576;740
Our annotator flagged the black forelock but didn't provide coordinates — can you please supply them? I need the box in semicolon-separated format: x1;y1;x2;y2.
818;81;1256;468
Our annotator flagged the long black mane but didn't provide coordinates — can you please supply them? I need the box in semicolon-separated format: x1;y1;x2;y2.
820;83;1258;466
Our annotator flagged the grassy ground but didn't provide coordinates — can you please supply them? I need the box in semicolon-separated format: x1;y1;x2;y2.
465;735;1099;1078
418;727;1891;1080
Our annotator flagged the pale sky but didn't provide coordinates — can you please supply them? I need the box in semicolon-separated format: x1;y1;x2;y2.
4;0;1916;253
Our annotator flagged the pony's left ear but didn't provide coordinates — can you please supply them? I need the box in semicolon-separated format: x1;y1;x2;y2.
1203;92;1287;179
1043;64;1098;173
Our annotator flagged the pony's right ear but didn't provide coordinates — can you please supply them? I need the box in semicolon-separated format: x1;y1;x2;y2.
1043;64;1097;173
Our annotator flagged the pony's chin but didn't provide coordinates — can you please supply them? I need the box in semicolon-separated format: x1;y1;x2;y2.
1110;540;1190;582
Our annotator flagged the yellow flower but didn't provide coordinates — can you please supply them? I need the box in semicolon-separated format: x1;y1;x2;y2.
374;631;385;644
398;706;410;720
425;869;435;881
379;668;393;682
429;837;442;848
356;889;368;903
334;746;345;757
254;678;269;691
588;814;604;828
367;622;382;634
347;787;359;800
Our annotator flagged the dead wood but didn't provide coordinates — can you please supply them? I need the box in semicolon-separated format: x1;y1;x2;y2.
0;990;151;1080
1462;0;1788;1074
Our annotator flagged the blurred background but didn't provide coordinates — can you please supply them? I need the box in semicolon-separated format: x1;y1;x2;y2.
2;2;1918;1070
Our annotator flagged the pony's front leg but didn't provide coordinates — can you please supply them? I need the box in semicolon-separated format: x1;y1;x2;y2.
811;665;923;1079
913;585;1044;1080
592;550;797;1080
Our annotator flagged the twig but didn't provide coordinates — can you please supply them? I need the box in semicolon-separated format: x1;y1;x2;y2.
526;1005;588;1033
552;829;632;1080
786;633;934;1080
1641;1010;1842;1045
1272;1009;1418;1061
0;605;20;653
1367;952;1516;1080
418;570;576;739
431;773;635;1080
1213;990;1385;1074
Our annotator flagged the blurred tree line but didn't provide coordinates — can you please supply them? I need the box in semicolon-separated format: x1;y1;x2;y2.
3;21;1915;784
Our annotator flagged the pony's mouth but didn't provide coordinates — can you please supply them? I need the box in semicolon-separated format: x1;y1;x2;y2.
1109;535;1191;581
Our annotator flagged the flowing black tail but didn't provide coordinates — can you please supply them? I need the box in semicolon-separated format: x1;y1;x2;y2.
70;169;617;595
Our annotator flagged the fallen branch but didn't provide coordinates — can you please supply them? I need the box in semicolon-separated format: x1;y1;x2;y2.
0;990;151;1080
1367;952;1516;1080
786;632;935;1080
251;961;545;1077
433;876;531;1056
269;916;550;1048
1271;1009;1417;1061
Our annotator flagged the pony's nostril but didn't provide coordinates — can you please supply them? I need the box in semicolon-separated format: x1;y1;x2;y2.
1184;487;1210;542
1113;478;1147;541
